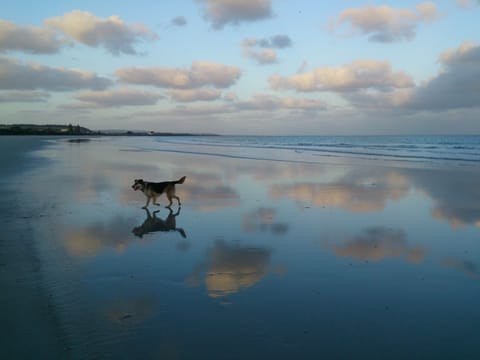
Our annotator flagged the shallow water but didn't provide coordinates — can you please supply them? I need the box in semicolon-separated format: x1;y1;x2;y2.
3;136;480;359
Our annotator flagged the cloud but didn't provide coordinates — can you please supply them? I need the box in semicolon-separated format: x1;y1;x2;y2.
133;93;326;125
257;34;292;48
167;88;223;102
116;61;241;89
0;20;66;54
241;35;291;65
438;41;479;65
45;10;158;55
406;42;480;110
455;0;480;8
171;16;187;26
334;2;438;43
456;0;472;8
0;56;112;91
243;42;277;65
269;60;413;93
237;94;326;112
223;91;237;101
0;91;50;102
198;0;273;29
342;88;414;109
73;88;162;107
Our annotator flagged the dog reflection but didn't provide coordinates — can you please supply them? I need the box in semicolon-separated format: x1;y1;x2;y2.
132;208;186;238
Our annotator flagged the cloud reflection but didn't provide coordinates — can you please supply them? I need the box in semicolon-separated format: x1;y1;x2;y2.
324;227;425;263
408;169;480;228
270;170;409;213
188;239;271;298
266;163;480;230
242;207;288;235
441;257;479;279
65;215;137;257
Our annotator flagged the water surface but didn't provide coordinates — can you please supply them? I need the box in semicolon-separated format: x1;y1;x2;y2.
3;136;480;359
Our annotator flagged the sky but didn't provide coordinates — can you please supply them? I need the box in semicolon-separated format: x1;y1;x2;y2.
1;0;480;135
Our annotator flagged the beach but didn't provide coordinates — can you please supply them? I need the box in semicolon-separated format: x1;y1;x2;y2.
2;135;480;359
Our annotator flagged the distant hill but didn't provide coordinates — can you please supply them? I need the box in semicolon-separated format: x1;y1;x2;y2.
0;124;94;135
0;124;217;136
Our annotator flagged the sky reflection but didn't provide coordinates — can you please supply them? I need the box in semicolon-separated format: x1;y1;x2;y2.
19;137;480;359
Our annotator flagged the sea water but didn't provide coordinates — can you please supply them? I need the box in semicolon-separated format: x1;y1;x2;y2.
146;134;480;165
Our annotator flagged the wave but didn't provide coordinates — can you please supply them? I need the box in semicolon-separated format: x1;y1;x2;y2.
138;135;480;165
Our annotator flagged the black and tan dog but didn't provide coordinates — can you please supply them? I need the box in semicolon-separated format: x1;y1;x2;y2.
132;176;186;208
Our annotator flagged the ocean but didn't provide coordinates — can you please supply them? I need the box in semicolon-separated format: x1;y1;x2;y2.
132;134;480;166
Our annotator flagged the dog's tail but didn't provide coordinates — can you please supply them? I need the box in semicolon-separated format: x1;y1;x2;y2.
174;176;186;184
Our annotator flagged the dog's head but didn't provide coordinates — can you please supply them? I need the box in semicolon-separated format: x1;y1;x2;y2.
131;179;145;191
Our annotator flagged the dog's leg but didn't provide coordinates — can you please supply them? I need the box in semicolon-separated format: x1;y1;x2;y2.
143;197;151;209
172;195;181;206
166;195;173;208
153;195;160;206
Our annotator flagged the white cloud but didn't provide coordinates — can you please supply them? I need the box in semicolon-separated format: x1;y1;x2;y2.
0;20;66;54
0;56;112;91
73;88;162;107
46;10;158;55
168;88;223;102
269;60;414;93
198;0;273;29
116;61;241;89
237;94;326;112
334;2;438;43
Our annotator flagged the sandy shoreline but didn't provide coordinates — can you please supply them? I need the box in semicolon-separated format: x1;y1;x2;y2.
2;135;480;359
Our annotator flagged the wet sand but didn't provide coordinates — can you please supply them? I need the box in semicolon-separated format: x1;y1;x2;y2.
0;137;68;359
2;136;480;359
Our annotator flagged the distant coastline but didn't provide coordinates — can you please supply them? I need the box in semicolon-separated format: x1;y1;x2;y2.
0;124;216;137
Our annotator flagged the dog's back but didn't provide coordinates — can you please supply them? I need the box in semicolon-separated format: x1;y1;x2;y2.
149;176;186;194
149;181;170;194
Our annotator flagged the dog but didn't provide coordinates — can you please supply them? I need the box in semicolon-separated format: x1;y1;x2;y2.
132;208;186;238
132;176;186;208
